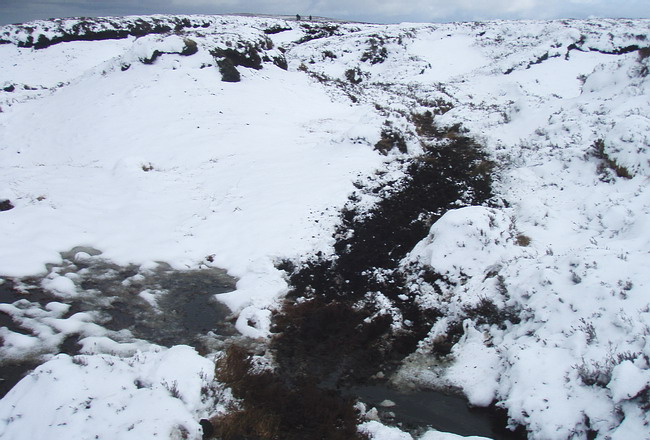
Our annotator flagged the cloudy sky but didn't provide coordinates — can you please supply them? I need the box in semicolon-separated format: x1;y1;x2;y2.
0;0;649;26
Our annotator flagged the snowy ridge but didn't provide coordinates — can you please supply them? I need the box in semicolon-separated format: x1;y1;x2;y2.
0;14;346;48
0;14;649;440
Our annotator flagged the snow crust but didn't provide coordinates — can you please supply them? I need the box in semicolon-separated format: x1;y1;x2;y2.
1;14;650;440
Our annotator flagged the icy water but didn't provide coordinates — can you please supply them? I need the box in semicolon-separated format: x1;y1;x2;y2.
81;265;239;346
0;250;237;397
352;384;524;439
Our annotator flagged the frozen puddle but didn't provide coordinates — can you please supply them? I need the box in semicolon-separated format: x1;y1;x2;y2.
0;248;237;397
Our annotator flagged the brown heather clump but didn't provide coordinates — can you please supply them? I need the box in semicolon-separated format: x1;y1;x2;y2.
208;344;366;440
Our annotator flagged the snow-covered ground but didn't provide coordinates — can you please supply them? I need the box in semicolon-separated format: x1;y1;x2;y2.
0;14;649;440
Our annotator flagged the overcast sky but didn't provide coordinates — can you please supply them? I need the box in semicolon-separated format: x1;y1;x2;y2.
1;0;649;26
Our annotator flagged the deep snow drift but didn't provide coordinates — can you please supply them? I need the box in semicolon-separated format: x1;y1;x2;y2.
0;14;649;440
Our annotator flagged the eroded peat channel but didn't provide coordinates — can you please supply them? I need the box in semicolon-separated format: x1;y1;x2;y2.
273;124;496;385
0;119;524;439
208;121;525;439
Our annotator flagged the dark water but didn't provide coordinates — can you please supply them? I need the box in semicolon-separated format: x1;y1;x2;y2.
97;267;238;347
0;361;40;398
0;281;46;397
0;255;238;398
351;384;525;439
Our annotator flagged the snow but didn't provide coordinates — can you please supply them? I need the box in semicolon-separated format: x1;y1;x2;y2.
1;13;650;440
444;325;501;407
604;114;650;176
409;206;513;285
0;38;134;89
0;346;215;440
234;306;273;339
408;33;489;83
41;274;78;297
360;420;414;440
608;360;650;403
0;294;107;362
0;31;384;284
419;432;491;440
360;420;492;440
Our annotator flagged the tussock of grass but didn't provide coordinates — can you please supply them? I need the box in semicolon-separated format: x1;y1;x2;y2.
514;234;531;247
375;129;407;155
592;139;632;179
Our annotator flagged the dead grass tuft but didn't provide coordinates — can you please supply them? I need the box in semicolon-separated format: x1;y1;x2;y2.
639;47;650;60
375;129;408;155
514;234;531;247
209;344;366;440
592;139;632;179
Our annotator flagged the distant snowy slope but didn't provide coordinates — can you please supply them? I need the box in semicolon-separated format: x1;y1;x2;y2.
1;14;649;440
0;15;384;284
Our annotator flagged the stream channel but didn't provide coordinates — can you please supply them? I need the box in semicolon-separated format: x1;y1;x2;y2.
0;248;521;439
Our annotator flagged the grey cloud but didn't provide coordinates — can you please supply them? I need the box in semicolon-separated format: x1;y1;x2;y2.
0;0;648;26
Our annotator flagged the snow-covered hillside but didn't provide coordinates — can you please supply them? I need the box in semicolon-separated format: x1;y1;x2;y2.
0;14;649;440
